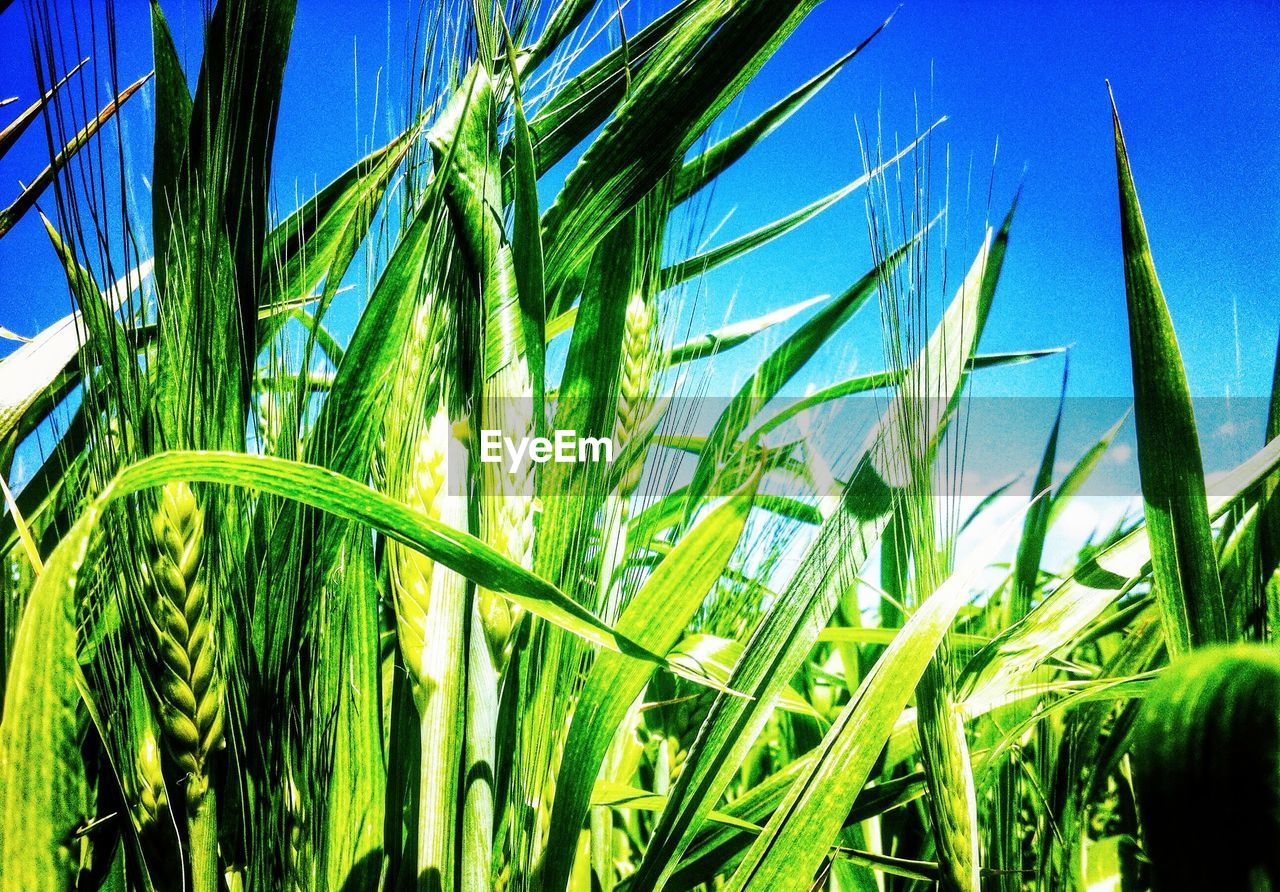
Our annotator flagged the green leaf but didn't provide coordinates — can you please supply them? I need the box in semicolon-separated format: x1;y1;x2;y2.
1110;86;1227;653
672;18;892;205
316;535;385;890
1010;360;1068;621
150;0;192;292
670;761;926;889
961;434;1280;710
1046;409;1130;528
0;259;150;446
260;121;417;310
526;0;601;71
589;780;760;833
1132;645;1280;889
540;0;842;306
633;209;1013;889
666;294;829;366
542;479;756;892
525;0;699;178
508;44;548;436
818;626;990;651
538;197;662;589
663;121;941;289
631;458;893;888
722;518;1022;891
0;71;151;238
155;0;297;444
252;195;447;687
41;215;142;425
683;231;921;525
0;515;88;888
102;451;683;670
750;349;1062;444
668;633;819;718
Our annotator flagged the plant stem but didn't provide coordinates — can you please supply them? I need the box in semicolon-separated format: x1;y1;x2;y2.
189;783;219;892
413;575;467;891
463;600;497;892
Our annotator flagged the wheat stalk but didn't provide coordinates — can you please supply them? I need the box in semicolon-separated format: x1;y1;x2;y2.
384;291;472;887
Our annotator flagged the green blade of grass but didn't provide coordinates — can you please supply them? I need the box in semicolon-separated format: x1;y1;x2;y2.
526;0;600;70
682;231;923;526
94;451;685;671
1110;85;1227;653
542;476;757;892
0;260;148;445
1010;360;1069;621
524;0;698;179
154;0;297;446
0;70;150;238
315;534;385;890
669;764;926;889
663;122;940;290
541;0;866;308
672;21;891;205
0;512;87;889
665;294;830;366
508;44;548;436
722;519;1021;891
259;121;417;312
628;455;896;890
631;213;1012;888
149;0;192;294
251;193;448;692
751;349;1062;444
961;434;1280;709
40;216;143;428
1046;409;1131;528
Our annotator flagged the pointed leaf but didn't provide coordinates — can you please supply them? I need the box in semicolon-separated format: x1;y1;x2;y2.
1111;87;1226;653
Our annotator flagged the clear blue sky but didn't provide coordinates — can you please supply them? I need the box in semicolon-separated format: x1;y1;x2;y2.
2;0;1277;451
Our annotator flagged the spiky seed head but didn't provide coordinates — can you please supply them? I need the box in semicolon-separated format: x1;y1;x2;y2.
616;292;660;494
145;481;224;806
133;729;167;829
391;403;452;686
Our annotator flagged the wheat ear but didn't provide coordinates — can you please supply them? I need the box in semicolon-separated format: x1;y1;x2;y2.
145;481;224;892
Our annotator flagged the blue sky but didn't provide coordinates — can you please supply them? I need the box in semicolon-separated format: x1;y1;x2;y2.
2;0;1277;473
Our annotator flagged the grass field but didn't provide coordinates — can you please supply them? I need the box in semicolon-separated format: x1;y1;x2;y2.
1;1;1278;890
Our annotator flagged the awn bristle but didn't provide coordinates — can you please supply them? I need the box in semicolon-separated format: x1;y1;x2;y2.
862;125;983;892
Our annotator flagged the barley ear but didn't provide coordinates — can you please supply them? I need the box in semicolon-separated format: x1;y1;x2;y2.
146;481;224;804
133;727;168;830
615;291;660;495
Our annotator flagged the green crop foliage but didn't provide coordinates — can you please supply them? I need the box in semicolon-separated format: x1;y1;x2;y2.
0;2;1277;891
